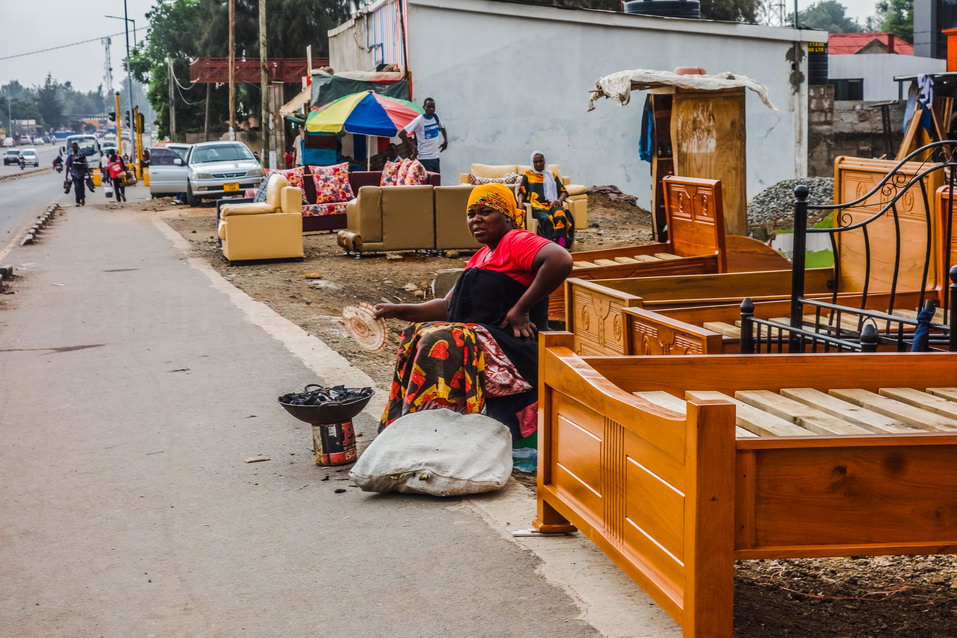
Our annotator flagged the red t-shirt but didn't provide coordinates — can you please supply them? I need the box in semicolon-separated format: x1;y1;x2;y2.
465;229;551;287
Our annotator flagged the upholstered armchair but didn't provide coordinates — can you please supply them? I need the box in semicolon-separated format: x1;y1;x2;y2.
218;173;304;263
337;185;435;255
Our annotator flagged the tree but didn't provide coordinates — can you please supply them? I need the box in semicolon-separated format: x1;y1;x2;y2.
797;0;862;33
36;74;63;129
876;0;913;43
700;0;759;22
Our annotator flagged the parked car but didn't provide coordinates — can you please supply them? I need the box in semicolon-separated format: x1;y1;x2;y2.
3;149;21;164
147;145;191;197
20;148;38;167
1;138;14;148
33;136;45;145
184;141;264;206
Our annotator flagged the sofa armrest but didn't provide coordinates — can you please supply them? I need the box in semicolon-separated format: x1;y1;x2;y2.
217;196;254;221
280;186;303;214
221;202;276;217
458;173;471;184
350;186;383;242
565;184;588;197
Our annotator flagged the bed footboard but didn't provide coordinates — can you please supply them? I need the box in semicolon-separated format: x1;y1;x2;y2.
535;332;737;635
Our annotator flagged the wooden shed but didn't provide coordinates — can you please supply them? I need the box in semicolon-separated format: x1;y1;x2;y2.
589;69;778;240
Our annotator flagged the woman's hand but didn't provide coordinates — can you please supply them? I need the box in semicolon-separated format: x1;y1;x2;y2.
373;303;404;321
500;306;537;339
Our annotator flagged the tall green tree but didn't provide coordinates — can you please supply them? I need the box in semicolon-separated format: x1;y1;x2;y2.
796;0;862;32
36;74;64;128
876;0;913;42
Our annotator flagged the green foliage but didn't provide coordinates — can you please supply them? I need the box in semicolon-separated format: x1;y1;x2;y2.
797;0;862;33
700;0;759;22
1;77;107;132
132;0;358;138
876;0;913;43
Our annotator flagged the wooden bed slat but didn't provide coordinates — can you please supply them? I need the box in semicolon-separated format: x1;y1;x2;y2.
702;321;741;339
573;260;599;269
879;388;957;419
895;309;919;319
613;256;640;264
633;254;661;263
684;390;812;437
829;388;957;432
927;387;957;402
735;390;871;435
634;391;758;438
780;388;919;434
593;259;621;267
653;252;683;260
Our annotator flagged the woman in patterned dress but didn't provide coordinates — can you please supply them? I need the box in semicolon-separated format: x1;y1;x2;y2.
517;150;575;249
374;183;572;441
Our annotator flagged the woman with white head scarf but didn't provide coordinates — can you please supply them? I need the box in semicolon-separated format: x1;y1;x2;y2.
516;150;574;249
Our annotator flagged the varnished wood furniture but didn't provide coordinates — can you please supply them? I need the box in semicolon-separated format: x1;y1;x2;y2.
535;331;957;637
566;269;834;355
567;155;950;355
619;290;937;356
550;177;788;320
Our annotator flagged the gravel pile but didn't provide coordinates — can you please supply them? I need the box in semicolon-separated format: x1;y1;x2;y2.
747;177;834;228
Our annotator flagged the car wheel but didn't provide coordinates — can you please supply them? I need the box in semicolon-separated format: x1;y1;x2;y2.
186;182;199;207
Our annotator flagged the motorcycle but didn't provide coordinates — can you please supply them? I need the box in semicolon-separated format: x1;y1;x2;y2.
18;157;25;171
53;158;63;174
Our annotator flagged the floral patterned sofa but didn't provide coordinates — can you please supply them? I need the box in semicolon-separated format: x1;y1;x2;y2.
262;160;439;232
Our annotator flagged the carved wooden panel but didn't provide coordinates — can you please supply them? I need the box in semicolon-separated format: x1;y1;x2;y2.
663;176;726;270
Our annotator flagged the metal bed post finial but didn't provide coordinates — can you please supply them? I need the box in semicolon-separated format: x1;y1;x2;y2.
740;298;755;354
790;184;810;351
860;323;879;353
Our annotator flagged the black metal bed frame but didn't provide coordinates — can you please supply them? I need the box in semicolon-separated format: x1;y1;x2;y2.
741;140;957;354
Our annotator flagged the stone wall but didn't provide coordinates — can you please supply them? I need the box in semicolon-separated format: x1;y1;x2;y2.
808;84;906;177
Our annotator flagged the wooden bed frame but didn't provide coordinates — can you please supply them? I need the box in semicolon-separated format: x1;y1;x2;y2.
567;155;951;355
535;331;957;637
549;176;789;319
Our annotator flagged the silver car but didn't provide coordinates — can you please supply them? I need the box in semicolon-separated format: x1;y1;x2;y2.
147;145;190;197
185;142;264;206
20;148;39;167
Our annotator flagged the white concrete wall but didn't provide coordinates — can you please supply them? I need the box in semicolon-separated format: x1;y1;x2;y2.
397;0;824;205
828;54;946;101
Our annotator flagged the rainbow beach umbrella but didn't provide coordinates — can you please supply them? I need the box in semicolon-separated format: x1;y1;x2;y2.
305;90;423;137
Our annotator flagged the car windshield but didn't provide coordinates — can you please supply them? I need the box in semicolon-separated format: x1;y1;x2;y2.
71;138;98;156
22;151;35;156
5;150;17;156
190;144;254;164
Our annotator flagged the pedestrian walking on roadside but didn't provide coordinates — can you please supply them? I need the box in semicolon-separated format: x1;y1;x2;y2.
64;142;88;206
399;97;447;177
106;150;128;203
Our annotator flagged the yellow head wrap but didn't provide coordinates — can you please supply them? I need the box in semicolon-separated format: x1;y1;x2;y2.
466;183;525;230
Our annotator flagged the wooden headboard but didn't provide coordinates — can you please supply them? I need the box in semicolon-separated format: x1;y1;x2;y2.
663;176;727;271
833;156;942;293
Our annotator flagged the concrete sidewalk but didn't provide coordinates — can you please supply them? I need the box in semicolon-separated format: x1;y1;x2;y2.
0;193;678;637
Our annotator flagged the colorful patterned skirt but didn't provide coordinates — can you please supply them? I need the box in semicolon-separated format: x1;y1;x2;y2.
380;321;537;439
530;203;574;249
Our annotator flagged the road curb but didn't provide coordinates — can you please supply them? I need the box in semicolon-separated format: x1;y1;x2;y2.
0;166;53;184
20;204;62;246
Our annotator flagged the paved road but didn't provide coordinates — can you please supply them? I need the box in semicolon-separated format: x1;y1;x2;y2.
0;164;63;257
0;145;60;178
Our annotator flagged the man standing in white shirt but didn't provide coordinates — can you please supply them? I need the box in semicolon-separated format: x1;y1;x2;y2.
399;97;448;177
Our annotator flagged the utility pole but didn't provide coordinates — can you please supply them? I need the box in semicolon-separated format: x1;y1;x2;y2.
228;0;236;138
123;0;134;122
167;58;177;142
259;0;269;166
115;92;124;157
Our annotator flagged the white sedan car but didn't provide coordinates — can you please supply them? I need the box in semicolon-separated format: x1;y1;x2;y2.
185;142;264;206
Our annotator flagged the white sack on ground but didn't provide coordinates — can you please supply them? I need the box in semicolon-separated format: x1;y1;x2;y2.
349;409;513;496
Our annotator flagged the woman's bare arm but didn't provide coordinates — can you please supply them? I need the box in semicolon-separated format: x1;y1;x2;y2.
500;243;572;338
373;288;453;323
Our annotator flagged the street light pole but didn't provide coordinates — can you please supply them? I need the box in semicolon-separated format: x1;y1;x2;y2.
105;15;137;47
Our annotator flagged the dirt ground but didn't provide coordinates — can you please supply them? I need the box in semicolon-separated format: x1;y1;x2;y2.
116;194;957;636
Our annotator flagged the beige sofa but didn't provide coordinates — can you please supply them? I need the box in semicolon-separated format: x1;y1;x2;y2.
336;184;480;256
458;163;589;229
218;174;304;263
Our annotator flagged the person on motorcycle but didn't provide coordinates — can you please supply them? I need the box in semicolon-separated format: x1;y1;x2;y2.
52;155;63;173
18;154;25;170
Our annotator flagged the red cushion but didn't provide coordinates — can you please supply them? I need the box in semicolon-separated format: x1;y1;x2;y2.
265;167;308;204
309;162;353;203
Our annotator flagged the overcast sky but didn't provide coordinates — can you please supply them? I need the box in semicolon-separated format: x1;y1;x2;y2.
0;0;154;93
0;0;879;94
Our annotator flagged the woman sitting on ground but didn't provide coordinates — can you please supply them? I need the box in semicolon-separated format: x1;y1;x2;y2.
517;150;575;249
374;183;572;441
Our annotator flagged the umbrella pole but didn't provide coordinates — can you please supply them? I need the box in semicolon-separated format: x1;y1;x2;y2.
367;135;372;170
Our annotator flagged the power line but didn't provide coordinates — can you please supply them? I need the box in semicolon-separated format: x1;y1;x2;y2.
0;27;148;62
